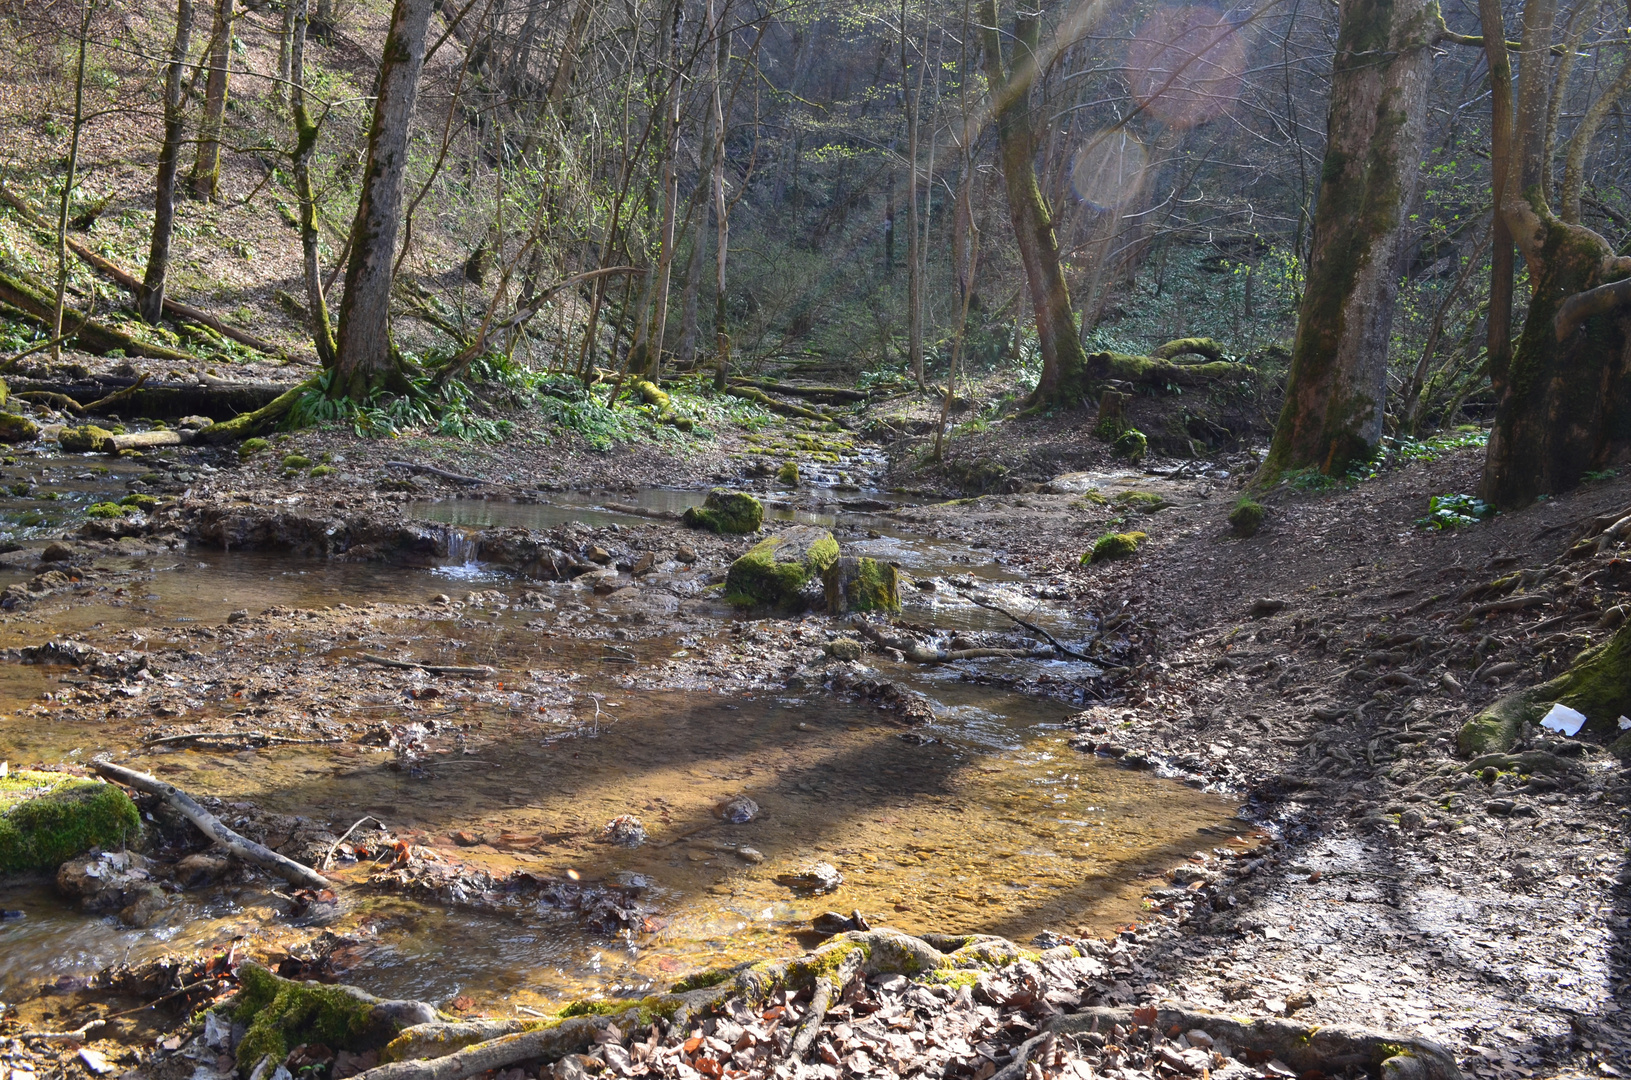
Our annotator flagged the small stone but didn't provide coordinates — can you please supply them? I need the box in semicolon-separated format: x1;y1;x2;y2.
174;853;230;888
602;815;646;847
451;830;482;847
39;542;74;563
824;638;864;661
1485;798;1516;816
226;609;250;623
776;861;843;894
587;545;612;564
433;593;451;604
1249;597;1287;618
118;884;167;928
77;1049;113;1075
675;546;699;563
632;552;655;576
735;847;765;864
716;795;760;823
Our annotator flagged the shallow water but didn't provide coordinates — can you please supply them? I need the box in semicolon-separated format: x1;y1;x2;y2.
0;470;1241;1011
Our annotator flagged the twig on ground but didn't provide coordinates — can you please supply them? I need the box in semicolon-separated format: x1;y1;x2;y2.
959;591;1098;660
384;460;486;485
322;815;384;871
355;653;496;678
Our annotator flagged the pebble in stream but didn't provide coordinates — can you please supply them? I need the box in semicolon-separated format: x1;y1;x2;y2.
714;795;759;823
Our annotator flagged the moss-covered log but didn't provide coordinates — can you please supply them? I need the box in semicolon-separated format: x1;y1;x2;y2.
1458;620;1631;754
1259;0;1435;481
0;270;194;362
196;377;316;444
1148;337;1224;361
631;377;693;431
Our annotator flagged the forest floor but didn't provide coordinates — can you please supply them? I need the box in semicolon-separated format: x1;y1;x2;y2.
0;383;1626;1080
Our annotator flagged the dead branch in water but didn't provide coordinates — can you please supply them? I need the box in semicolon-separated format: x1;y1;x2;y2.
850;617;1046;663
355;652;496;678
958;591;1098;661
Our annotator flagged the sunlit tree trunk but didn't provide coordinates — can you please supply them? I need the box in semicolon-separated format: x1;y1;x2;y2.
331;0;437;399
138;0;192;324
977;1;1090;411
1258;0;1435;481
275;0;296;113
708;0;731;390
189;0;235;200
289;0;336;366
901;0;923;388
1478;0;1631;507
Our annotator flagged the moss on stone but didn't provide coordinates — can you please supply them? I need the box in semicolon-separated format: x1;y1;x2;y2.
118;494;160;511
0;771;140;874
681;489;763;534
824;556;901;614
1229;497;1265;537
725;527;839;609
1112;429;1147;462
310;464;336;478
777;461;799;485
85;501;129;519
1113;491;1168;511
59;425;115;453
238;437;271;458
1084;531;1148;564
0;412;39;443
282;454;313;470
233;963;386;1071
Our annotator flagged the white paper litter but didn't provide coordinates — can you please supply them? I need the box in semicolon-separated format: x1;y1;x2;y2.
1619;715;1631;731
1540;703;1587;736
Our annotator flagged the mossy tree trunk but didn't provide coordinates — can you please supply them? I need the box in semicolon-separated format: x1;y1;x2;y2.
188;0;235;200
977;1;1092;411
1477;0;1631;508
331;0;437;401
289;0;337;367
1259;0;1433;481
137;0;192;324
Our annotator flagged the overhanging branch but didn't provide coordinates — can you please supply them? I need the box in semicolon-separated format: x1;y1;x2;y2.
1555;277;1631;340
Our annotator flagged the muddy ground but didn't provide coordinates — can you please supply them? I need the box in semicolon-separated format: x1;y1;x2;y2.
0;397;1626;1080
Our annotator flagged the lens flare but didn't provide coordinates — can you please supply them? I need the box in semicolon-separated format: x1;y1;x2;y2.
1126;5;1246;129
1071;129;1149;212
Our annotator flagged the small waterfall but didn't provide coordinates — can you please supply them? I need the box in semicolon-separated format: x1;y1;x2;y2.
435;525;484;579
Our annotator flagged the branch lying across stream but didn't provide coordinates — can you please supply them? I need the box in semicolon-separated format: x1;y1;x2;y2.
850;617;1050;663
91;761;331;890
384;460;488;486
958;591;1099;661
355;653;496;679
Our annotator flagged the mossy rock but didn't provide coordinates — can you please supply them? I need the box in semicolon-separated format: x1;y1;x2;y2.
824;556;901;614
682;489;763;534
1083;531;1148;564
0;412;39;444
85;502;130;519
233;962;438;1072
282;454;313;470
1112;490;1168;512
724;525;840;609
1459;621;1631;754
59;425;115;453
238;437;271;458
0;771;140;874
1229;498;1265;537
777;461;799;485
1112;429;1147;462
118;494;160;511
310;464;336;478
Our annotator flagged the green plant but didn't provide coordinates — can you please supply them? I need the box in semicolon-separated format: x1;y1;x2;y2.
1415;493;1493;531
1583;468;1619;483
1229;497;1265;537
85;502;128;519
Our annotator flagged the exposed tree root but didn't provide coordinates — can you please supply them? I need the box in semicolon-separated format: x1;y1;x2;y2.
851;616;1047;663
196;378;315;443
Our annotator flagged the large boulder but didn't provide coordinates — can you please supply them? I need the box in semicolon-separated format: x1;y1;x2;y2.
824;556;900;614
0;412;38;443
682;489;763;534
724;525;839;609
1;770;140;874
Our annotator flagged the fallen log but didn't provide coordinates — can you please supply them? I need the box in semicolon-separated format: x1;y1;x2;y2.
91;760;331;890
0;181;291;359
0;270;194;362
107;428;190;452
728;377;870;404
8;374;293;421
959;591;1097;661
196;378;315;443
384;460;487;485
723;384;833;421
356;652;496;678
851;617;1046;663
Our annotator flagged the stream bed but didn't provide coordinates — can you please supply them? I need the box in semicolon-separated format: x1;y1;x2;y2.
0;463;1248;1013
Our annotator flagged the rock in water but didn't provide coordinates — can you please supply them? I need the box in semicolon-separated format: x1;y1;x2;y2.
724;525;839;609
776;861;843;894
681;489;763;534
824;556;900;614
603;815;647;847
0;412;38;443
716;795;760;823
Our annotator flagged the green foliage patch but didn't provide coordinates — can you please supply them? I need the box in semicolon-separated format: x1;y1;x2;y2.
1414;493;1493;531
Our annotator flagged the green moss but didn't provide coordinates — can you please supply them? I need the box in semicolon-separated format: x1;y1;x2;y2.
1229;498;1265;537
0;412;39;443
238;437;271;458
1112;429;1147;462
282;454;313;470
118;494;159;511
59;425;115;453
668;967;738;993
233;963;383;1070
824;556;901;614
85;501;129;519
558;999;625;1018
0;771;140;874
724;529;839;609
777;461;799;485
631;378;693;431
1112;491;1167;511
681;489;764;534
1084;531;1148;564
926;969;980;989
1459;621;1631;754
309;465;336;478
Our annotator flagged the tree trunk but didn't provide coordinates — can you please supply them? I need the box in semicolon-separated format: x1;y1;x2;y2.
1258;0;1434;481
977;1;1091;411
901;0;923;388
547;0;594;110
54;1;95;363
331;0;437;400
1477;0;1631;508
637;0;682;380
275;0;296;113
708;0;731;390
313;0;333;37
289;0;336;366
189;0;236;200
138;0;192;324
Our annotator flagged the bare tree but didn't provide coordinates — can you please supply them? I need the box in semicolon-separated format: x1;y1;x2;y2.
138;0;192;324
189;0;236;200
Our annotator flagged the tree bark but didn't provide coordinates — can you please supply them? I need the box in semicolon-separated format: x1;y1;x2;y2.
1258;0;1435;480
275;0;296;113
331;0;438;400
708;0;731;390
1478;0;1631;508
138;0;193;324
290;0;337;366
189;0;236;200
53;1;95;363
902;0;923;388
978;1;1091;411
